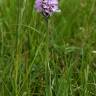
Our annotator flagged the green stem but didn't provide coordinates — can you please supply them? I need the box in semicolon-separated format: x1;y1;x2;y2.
45;19;52;96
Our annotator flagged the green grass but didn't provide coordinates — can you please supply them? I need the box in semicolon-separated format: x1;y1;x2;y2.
0;0;96;96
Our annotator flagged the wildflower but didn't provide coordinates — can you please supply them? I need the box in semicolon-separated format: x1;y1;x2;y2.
35;0;60;17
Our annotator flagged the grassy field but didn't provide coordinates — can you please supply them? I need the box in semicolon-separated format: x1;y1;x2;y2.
0;0;96;96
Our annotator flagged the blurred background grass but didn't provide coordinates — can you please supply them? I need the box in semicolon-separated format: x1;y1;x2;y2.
0;0;96;96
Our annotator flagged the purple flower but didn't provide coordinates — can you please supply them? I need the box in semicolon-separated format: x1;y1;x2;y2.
35;0;60;17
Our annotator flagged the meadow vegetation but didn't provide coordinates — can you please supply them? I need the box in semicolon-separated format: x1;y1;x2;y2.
0;0;96;96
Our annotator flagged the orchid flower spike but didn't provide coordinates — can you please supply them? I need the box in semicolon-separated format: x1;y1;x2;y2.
35;0;61;17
